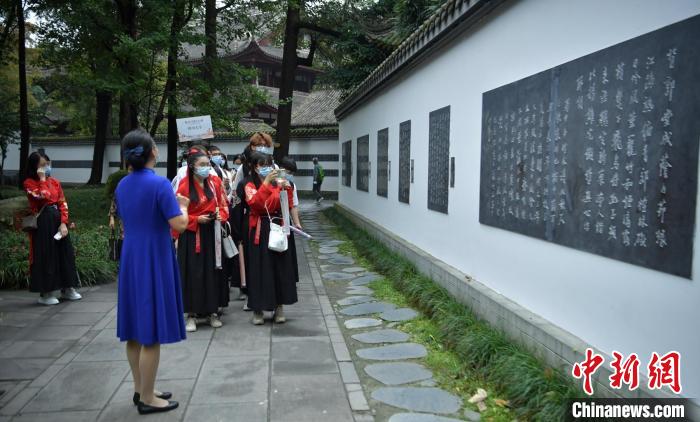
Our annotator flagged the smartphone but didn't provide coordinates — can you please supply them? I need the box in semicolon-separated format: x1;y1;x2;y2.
277;169;287;180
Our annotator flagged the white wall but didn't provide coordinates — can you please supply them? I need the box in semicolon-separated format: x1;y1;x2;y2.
289;137;339;191
6;137;339;192
338;0;700;401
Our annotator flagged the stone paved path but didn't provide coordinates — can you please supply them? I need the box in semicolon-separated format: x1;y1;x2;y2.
0;202;367;422
305;206;471;422
0;202;472;421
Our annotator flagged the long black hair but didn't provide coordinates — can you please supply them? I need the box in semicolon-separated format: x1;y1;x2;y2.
246;151;273;188
122;129;155;170
187;149;214;205
27;151;50;180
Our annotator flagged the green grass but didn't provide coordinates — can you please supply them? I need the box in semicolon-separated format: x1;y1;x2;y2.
322;206;581;421
0;185;117;289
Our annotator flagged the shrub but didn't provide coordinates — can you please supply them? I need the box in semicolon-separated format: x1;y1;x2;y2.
105;169;129;199
0;186;117;289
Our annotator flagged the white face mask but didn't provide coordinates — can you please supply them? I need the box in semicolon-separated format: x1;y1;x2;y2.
256;146;273;155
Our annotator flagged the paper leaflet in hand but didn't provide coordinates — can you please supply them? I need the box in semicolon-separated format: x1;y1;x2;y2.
280;189;291;235
290;225;311;239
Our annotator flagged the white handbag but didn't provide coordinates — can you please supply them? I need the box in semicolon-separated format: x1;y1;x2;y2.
222;222;238;258
265;203;288;252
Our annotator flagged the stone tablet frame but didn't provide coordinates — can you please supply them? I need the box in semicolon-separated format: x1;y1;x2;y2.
399;120;411;204
428;106;451;214
342;140;352;187
357;135;370;192
479;14;700;278
377;128;389;198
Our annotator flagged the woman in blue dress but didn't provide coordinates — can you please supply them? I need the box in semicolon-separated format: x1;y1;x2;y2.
115;129;190;415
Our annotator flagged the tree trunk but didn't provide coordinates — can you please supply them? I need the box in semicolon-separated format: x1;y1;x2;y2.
87;91;112;185
117;0;139;138
275;0;301;162
16;0;29;188
204;0;218;80
166;0;184;180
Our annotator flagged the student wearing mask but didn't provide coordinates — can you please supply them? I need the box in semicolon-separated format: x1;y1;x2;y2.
171;145;213;192
176;149;229;332
115;129;189;414
23;152;81;305
244;152;298;325
230;132;274;195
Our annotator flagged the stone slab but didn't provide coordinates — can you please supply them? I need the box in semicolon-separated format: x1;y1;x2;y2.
337;296;375;306
351;329;410;344
270;374;354;422
350;274;381;286
364;362;433;385
323;272;356;281
271;338;338;375
23;361;130;412
346;287;374;296
319;247;340;254
344;318;383;329
319;240;345;247
185;402;268;422
329;256;355;265
356;343;427;361
380;308;419;322
371;387;462;414
190;355;269;404
342;267;367;273
340;302;395;316
388;414;464;422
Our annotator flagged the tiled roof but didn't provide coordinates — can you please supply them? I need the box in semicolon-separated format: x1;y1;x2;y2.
291;89;342;127
335;0;507;119
258;85;311;110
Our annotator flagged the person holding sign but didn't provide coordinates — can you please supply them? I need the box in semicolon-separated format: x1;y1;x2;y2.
176;149;230;332
244;152;298;325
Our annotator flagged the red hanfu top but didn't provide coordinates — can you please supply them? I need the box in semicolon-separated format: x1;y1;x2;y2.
245;181;294;245
23;177;69;224
23;177;70;265
175;173;229;251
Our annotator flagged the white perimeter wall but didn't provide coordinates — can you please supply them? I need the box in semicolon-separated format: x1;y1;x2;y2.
338;0;700;401
3;137;339;192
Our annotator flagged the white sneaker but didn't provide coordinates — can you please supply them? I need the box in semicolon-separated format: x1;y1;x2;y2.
37;295;59;306
243;302;251;312
274;305;286;324
209;314;223;328
237;292;247;301
252;312;264;325
61;288;82;301
185;317;197;332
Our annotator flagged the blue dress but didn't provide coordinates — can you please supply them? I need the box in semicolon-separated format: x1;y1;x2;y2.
115;168;186;346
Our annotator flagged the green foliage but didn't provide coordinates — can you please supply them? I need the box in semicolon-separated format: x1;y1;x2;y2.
323;206;581;421
105;170;129;199
0;186;116;289
311;0;450;91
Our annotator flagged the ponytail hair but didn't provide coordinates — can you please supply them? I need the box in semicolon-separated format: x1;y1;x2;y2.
122;129;154;170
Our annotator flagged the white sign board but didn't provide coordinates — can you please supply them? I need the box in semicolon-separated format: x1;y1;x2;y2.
176;115;214;142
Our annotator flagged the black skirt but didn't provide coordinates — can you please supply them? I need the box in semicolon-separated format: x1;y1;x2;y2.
30;206;78;294
246;217;298;312
178;221;228;315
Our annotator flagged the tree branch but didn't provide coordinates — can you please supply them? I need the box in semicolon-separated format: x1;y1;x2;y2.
296;35;317;67
298;21;342;38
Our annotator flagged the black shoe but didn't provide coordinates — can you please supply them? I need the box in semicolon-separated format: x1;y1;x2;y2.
132;392;173;406
137;400;179;415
